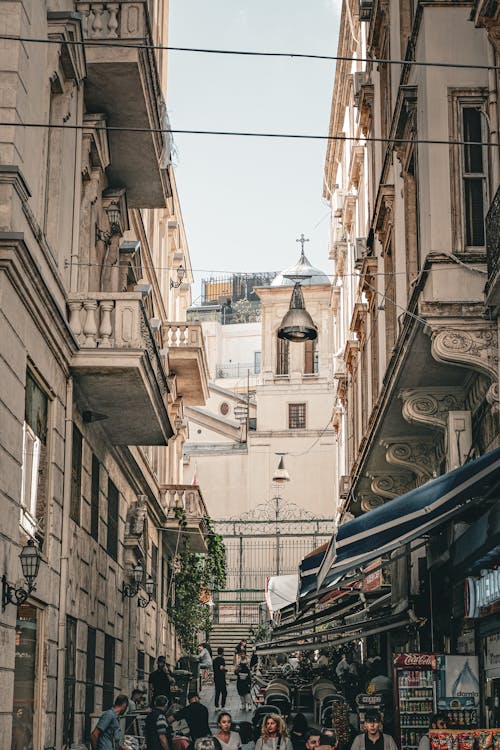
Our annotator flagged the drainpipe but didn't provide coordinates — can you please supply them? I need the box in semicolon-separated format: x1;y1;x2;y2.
55;376;74;749
487;43;499;193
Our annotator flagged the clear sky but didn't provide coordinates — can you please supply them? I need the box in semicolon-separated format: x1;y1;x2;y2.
167;1;340;302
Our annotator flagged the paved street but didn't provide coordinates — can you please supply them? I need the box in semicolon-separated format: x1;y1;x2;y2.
199;679;254;729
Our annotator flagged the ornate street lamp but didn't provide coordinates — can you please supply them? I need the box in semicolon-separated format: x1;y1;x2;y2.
170;264;186;289
277;234;318;342
2;539;41;610
122;562;154;607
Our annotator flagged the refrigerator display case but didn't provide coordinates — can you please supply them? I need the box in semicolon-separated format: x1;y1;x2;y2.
436;655;479;730
394;653;438;749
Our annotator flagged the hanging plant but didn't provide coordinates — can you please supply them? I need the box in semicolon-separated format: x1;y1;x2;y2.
167;522;226;653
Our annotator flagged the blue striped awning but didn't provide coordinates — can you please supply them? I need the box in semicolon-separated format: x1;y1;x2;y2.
298;543;327;601
315;447;500;591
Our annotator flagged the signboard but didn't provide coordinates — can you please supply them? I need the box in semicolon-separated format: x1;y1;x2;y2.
394;653;438;669
465;568;500;618
484;633;500;677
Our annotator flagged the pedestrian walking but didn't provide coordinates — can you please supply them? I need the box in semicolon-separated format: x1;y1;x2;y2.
90;694;129;750
170;694;211;741
234;640;247;668
290;714;309;750
215;712;242;750
149;656;173;707
213;647;228;709
145;695;173;750
255;714;293;750
235;656;252;712
350;710;398;750
197;644;213;685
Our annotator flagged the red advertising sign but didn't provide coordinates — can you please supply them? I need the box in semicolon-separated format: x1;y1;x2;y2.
393;653;437;669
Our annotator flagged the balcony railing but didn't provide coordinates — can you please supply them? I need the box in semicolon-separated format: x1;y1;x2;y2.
485;185;500;311
162;322;209;405
67;292;172;444
160;485;210;552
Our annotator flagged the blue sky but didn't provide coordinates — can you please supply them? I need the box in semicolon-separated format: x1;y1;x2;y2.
167;1;340;302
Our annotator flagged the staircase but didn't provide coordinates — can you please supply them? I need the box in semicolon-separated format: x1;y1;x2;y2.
209;623;256;677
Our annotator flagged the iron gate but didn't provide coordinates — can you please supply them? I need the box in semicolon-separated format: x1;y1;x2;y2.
213;498;333;624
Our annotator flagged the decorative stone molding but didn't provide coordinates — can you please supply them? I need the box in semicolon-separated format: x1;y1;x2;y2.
83;114;110;175
380;436;443;481
427;322;498;381
400;387;465;430
368;471;414;500
374;185;395;248
129;495;147;536
47;11;87;84
359;83;374;136
359;492;385;512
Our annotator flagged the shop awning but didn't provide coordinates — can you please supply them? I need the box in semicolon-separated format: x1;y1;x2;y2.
317;447;500;589
298;543;328;601
255;610;412;655
266;574;299;614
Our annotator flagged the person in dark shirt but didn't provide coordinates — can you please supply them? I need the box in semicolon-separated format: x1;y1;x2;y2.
171;694;211;741
213;648;228;709
350;710;397;750
149;656;173;707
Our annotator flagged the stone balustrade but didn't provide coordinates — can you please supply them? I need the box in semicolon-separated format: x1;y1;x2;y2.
76;1;149;40
163;322;204;349
160;485;209;521
67;292;146;349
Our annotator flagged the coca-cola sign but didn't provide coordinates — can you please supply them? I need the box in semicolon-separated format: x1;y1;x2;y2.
394;653;437;669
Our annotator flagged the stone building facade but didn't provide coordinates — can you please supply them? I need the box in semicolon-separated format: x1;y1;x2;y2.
324;0;499;521
0;2;210;748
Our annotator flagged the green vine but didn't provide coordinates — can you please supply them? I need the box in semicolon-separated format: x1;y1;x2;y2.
167;518;226;653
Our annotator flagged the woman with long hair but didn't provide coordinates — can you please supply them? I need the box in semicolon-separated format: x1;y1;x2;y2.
255;714;292;750
215;712;242;750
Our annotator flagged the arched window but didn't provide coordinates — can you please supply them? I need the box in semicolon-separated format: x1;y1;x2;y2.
276;337;289;375
304;338;318;374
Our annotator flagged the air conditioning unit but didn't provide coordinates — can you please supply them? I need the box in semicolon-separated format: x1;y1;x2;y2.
353;71;367;105
359;0;373;21
354;237;367;265
339;475;351;499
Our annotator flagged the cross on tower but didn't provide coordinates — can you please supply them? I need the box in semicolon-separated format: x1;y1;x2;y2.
296;233;310;258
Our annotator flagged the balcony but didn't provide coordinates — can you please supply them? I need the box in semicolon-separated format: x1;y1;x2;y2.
163;323;210;406
160;485;210;553
485;185;500;314
76;1;171;207
67;292;173;445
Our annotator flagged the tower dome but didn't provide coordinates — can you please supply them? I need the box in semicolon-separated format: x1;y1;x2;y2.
271;237;329;287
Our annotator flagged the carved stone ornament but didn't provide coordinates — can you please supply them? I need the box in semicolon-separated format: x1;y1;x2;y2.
359;493;385;512
368;471;415;500
400;387;465;430
129;495;147;536
381;436;443;481
429;323;498;381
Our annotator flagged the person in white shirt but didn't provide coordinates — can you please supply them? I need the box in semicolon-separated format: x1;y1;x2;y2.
255;714;293;750
215;712;242;750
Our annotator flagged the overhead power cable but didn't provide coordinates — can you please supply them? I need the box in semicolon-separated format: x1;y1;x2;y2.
0;120;497;149
2;34;500;71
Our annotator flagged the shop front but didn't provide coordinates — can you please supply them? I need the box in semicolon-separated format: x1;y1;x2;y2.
11;602;43;750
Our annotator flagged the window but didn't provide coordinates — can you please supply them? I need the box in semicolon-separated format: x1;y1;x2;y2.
63;616;77;746
289;403;306;430
84;627;96;742
462;106;486;247
304;339;318;374
151;543;158;601
103;634;115;709
276;337;289;375
137;650;145;682
107;479;119;561
90;454;100;542
450;92;488;252
21;372;49;542
70;425;82;524
254;351;261;374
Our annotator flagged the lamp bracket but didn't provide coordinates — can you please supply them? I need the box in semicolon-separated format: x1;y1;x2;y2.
2;574;35;611
137;593;152;608
121;581;140;600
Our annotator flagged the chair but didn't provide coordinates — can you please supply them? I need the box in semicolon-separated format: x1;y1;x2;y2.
266;695;291;718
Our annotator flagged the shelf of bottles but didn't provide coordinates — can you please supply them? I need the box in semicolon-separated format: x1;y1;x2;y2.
398;669;435;749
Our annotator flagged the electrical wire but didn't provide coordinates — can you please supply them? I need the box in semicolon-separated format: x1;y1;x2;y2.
1;119;497;148
2;34;500;71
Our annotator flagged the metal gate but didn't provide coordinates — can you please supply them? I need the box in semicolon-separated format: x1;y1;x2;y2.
213;498;333;624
